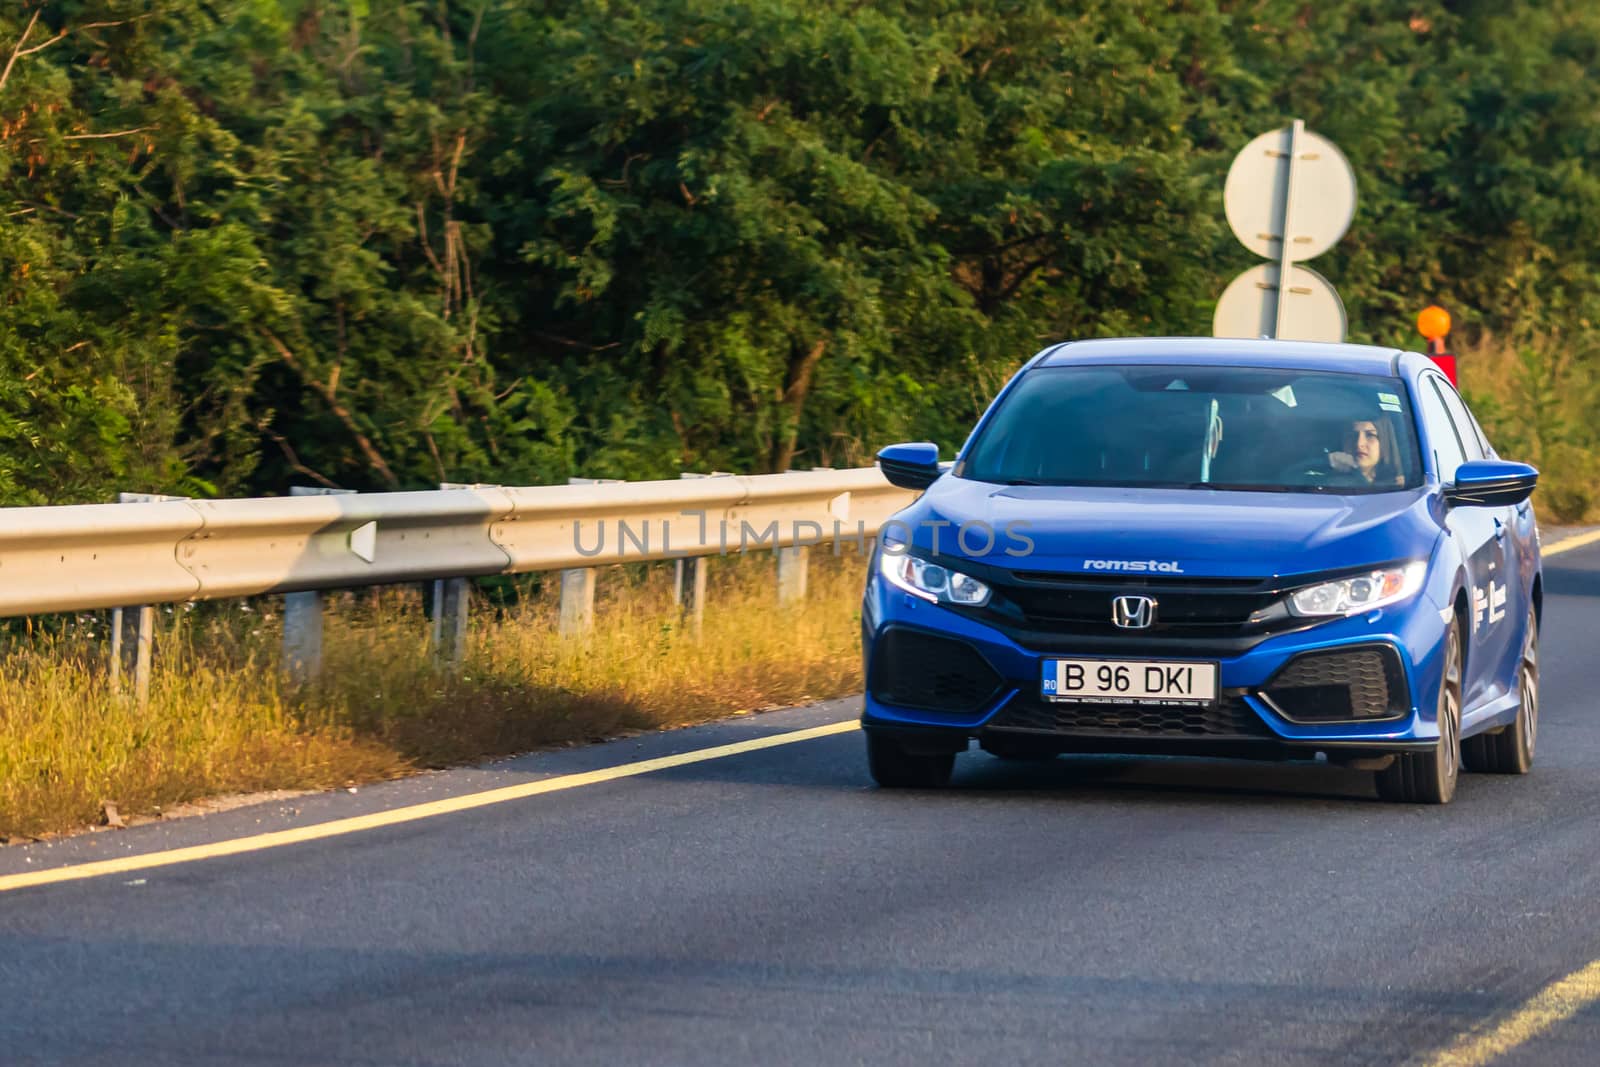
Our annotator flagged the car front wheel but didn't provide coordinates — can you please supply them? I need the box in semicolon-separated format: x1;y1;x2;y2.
866;732;956;789
1376;621;1462;804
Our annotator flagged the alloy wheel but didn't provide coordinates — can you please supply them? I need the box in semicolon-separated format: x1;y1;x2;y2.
1520;615;1539;759
1440;627;1462;784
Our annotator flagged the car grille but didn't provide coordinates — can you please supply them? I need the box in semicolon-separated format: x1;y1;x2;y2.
1260;645;1409;722
991;573;1282;636
986;691;1272;739
868;627;1003;714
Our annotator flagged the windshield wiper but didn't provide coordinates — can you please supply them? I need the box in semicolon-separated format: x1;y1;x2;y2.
1183;482;1297;493
1185;482;1360;494
997;478;1045;486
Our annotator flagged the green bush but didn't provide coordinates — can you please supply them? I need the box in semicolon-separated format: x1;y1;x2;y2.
1;1;1597;500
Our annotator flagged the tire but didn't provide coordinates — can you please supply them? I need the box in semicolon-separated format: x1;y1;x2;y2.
1460;731;1495;772
866;732;956;788
1376;621;1462;804
1485;607;1539;774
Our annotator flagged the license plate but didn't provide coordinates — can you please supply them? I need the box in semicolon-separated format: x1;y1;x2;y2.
1042;658;1218;706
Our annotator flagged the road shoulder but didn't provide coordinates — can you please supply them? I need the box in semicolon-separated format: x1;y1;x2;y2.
0;696;861;878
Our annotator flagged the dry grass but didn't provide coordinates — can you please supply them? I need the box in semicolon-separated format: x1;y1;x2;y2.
1455;329;1600;524
0;550;868;840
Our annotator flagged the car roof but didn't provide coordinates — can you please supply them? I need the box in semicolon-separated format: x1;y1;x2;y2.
1035;337;1410;376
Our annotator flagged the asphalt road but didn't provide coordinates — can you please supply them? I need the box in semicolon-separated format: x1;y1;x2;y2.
3;538;1600;1066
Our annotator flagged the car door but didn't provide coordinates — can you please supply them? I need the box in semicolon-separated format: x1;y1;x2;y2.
1457;395;1536;589
1434;379;1524;697
1416;373;1510;709
1470;404;1541;612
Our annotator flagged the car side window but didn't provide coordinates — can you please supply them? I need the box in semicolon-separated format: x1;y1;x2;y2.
1432;380;1487;463
1416;375;1467;482
1469;413;1497;458
1462;404;1496;458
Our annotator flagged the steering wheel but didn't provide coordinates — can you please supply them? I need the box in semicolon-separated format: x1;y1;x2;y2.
1274;455;1333;484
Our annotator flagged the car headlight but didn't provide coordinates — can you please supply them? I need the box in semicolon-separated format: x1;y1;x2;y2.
1286;561;1427;617
879;550;991;606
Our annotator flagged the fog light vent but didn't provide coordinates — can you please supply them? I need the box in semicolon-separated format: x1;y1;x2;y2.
1260;645;1408;723
868;628;1002;714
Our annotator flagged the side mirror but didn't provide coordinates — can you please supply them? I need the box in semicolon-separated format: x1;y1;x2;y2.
877;442;941;491
1444;459;1538;508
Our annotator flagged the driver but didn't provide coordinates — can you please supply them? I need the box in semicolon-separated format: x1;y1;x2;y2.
1328;415;1404;486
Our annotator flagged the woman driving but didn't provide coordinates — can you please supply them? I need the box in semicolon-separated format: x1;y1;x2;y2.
1328;415;1404;486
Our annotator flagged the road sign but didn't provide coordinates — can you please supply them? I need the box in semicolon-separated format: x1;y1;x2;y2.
1213;262;1347;343
1216;119;1356;341
1224;125;1356;262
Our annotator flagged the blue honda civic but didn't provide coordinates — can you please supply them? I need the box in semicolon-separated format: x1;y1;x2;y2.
863;338;1542;803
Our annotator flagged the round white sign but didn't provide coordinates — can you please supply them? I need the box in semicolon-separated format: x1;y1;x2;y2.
1224;126;1357;262
1212;263;1347;344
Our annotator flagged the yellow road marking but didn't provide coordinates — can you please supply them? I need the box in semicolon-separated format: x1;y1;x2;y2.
1418;528;1600;1061
4;530;1591;892
1544;528;1600;558
0;719;860;894
1419;958;1600;1067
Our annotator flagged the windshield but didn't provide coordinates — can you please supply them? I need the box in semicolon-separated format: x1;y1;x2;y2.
957;364;1423;493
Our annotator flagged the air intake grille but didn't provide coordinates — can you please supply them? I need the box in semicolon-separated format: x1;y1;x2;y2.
868;628;1003;714
986;692;1271;738
1260;646;1408;722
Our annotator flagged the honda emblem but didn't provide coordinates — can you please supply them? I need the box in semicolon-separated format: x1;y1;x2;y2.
1111;595;1157;630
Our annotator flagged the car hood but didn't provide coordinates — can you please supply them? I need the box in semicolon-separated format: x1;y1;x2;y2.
895;478;1441;579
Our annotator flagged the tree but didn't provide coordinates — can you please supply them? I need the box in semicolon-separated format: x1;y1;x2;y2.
1;0;1596;519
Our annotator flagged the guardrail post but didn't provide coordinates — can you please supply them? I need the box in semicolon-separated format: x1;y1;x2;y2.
282;486;357;683
560;477;624;637
558;567;594;637
109;607;123;689
775;468;829;605
110;604;157;708
776;545;808;604
675;473;733;635
432;576;469;663
432;483;499;665
112;492;187;706
675;555;708;636
108;605;154;704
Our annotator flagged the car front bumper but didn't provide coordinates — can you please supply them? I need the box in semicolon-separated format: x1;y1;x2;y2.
860;573;1452;759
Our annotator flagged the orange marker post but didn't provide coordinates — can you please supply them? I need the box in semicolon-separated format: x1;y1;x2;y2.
1417;305;1456;385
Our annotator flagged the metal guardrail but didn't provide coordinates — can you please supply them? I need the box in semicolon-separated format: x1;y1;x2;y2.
0;467;912;618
